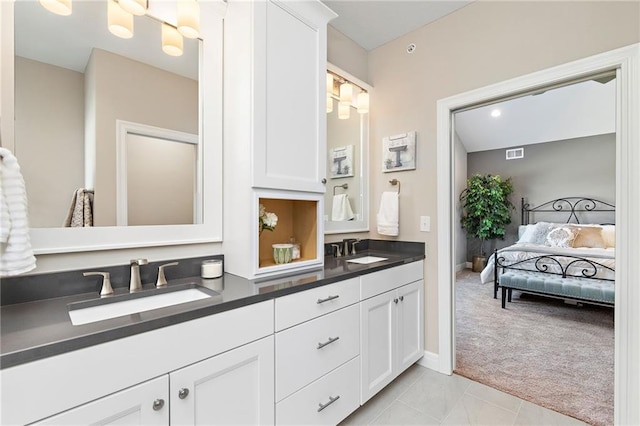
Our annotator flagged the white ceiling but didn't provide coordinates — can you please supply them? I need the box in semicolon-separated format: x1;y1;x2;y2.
322;0;472;51
455;78;616;153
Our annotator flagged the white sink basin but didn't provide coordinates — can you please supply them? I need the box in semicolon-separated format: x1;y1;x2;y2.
346;256;388;265
68;285;216;326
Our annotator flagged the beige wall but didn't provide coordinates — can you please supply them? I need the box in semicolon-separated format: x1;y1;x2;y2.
86;49;198;226
14;57;85;228
367;0;640;354
327;26;369;83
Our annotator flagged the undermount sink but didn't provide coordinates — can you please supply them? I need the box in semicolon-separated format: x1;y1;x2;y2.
346;256;388;265
68;283;219;326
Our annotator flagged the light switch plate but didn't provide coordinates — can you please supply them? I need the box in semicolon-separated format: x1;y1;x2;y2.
420;216;430;232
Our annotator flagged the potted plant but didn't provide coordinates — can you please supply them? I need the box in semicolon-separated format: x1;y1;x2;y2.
459;174;514;272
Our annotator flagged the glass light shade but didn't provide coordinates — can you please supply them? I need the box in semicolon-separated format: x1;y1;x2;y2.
118;0;147;16
108;0;134;39
357;92;370;114
326;73;334;95
326;95;333;113
162;23;184;57
338;102;350;120
177;0;200;39
40;0;72;16
339;83;353;106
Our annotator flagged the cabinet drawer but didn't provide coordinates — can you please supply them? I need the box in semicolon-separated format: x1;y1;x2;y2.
275;278;359;331
360;261;423;300
275;304;359;402
276;356;360;425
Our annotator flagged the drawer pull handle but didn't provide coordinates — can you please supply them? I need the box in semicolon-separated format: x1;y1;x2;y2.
399;296;404;302
152;399;165;411
317;295;339;304
317;395;340;412
317;336;340;349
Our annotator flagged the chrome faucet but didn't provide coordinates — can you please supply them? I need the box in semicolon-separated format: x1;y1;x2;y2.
129;259;148;292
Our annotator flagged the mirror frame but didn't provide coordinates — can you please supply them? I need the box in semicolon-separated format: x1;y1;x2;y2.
0;1;224;254
324;62;371;234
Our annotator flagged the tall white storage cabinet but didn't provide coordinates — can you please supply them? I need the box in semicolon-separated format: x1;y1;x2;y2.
223;0;337;279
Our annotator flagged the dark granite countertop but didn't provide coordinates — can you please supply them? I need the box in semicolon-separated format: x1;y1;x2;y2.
1;244;424;369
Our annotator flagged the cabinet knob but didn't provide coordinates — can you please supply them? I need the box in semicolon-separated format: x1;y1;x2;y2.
321;178;327;184
399;296;404;302
152;399;165;411
394;298;399;304
178;388;190;399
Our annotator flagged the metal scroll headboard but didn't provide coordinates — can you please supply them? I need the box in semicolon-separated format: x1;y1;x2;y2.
521;197;615;225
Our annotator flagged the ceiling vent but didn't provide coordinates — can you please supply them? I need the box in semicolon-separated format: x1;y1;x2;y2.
506;147;524;160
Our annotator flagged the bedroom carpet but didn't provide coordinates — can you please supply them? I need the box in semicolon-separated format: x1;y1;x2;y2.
454;269;614;426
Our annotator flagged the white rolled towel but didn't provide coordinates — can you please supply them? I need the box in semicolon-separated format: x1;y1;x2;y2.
0;148;36;276
377;191;399;236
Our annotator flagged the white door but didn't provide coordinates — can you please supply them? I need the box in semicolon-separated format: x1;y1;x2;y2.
170;336;275;425
360;290;395;403
35;376;169;425
396;280;424;372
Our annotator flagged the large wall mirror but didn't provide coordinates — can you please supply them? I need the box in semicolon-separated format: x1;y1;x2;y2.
324;63;370;234
0;0;224;253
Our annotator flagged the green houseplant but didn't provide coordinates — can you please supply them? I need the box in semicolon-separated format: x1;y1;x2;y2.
459;174;514;272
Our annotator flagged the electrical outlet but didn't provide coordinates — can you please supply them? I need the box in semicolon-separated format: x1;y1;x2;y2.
420;216;430;232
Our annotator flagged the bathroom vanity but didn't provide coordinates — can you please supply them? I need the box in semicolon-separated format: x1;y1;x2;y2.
0;243;424;425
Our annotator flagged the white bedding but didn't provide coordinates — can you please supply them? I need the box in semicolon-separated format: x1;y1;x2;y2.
480;242;615;284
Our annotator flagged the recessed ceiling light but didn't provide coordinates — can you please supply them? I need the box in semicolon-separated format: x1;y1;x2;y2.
491;109;501;117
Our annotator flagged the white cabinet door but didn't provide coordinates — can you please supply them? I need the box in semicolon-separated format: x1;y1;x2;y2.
251;0;333;193
170;335;274;426
397;280;424;372
35;376;169;425
360;290;395;403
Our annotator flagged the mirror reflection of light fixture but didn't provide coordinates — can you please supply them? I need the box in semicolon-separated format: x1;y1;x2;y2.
39;0;72;16
339;82;353;106
357;92;369;114
162;23;184;57
177;0;200;39
326;95;333;113
108;0;134;39
338;102;350;120
118;0;147;16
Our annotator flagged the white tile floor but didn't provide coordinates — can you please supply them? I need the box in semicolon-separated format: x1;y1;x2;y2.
340;364;587;425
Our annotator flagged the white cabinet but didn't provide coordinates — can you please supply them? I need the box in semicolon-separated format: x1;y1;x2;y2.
171;336;275;425
360;280;424;404
222;0;337;280
36;376;169;425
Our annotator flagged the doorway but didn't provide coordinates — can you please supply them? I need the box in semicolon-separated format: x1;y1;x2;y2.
435;44;640;424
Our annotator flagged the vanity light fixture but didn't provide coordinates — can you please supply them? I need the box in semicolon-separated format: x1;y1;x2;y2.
177;0;200;39
357;92;369;114
108;0;134;39
39;0;72;16
338;102;350;120
118;0;147;16
326;95;334;113
339;82;353;106
162;23;184;56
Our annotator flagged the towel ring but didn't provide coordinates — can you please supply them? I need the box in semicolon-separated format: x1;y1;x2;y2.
389;179;401;194
333;183;348;195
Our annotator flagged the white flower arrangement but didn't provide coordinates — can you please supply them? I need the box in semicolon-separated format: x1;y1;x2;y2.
259;204;278;235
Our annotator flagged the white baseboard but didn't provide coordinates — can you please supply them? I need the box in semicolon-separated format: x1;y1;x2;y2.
465;262;472;269
455;262;466;272
417;350;440;371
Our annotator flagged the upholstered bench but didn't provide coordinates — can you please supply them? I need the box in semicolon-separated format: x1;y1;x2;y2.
499;270;615;309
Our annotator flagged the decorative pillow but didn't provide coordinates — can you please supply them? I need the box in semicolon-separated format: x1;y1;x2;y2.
601;225;615;248
518;222;555;245
546;226;578;248
570;226;606;248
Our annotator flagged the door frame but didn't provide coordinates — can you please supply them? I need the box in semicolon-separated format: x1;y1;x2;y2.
436;43;639;424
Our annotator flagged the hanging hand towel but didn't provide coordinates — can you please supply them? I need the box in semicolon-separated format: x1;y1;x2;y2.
0;148;36;276
377;191;399;236
332;193;355;221
63;188;94;227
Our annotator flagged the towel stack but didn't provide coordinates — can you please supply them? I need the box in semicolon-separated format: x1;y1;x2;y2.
0;148;36;276
377;191;399;236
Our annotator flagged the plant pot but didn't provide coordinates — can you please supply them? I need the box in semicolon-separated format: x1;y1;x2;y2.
472;255;486;272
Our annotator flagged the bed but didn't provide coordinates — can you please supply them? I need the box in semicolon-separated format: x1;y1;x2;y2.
480;197;616;308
